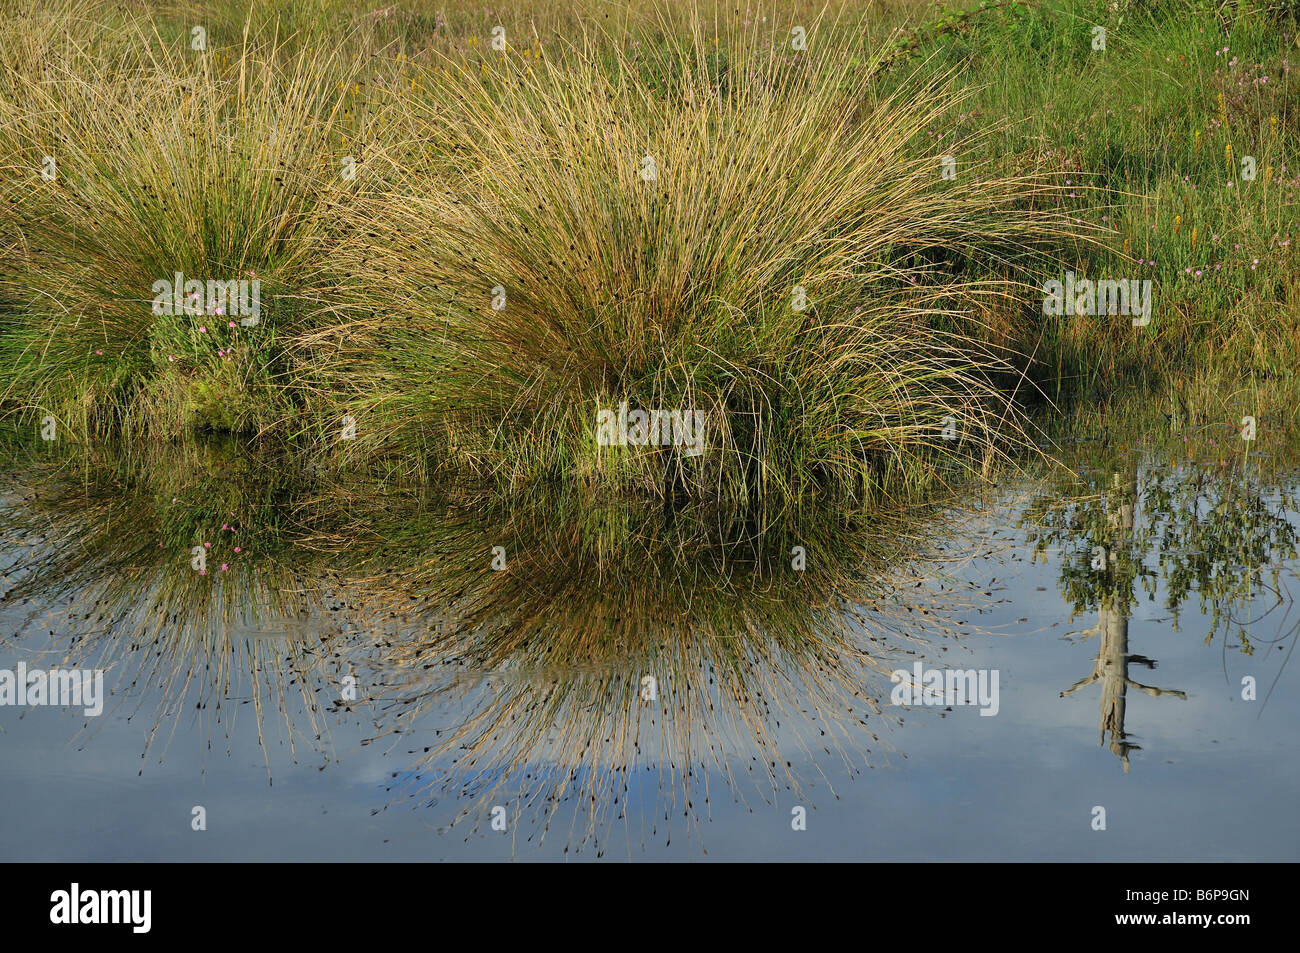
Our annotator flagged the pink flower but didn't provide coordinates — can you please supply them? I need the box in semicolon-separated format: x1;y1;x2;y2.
220;563;229;571
204;541;211;548
228;321;236;328
233;546;242;553
198;326;207;333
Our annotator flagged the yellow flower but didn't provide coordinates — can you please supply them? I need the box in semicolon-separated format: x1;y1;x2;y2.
1174;214;1181;235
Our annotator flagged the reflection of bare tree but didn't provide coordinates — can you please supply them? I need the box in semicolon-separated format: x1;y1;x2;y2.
1053;465;1185;772
1025;408;1300;771
1061;594;1186;773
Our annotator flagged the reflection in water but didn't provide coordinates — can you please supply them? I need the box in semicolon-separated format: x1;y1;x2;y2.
0;440;351;775
1056;467;1187;773
3;396;1298;853
0;439;990;853
1022;408;1300;772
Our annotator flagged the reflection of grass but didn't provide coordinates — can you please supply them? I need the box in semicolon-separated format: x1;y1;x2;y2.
0;440;346;777
299;483;996;852
0;440;992;851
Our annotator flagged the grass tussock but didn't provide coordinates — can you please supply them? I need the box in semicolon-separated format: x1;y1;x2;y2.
0;5;360;439
305;24;1080;509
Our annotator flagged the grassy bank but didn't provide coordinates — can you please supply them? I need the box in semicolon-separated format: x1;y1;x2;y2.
1;0;1297;512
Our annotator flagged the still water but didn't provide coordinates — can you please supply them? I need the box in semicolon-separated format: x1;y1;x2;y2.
2;402;1297;861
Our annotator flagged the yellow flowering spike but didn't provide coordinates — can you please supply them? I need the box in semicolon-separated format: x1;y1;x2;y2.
1123;237;1130;257
1225;142;1233;169
1194;129;1200;151
1174;214;1181;235
1191;226;1197;251
1265;165;1273;186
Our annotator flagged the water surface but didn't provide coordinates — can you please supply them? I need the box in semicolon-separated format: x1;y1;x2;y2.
2;404;1297;860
